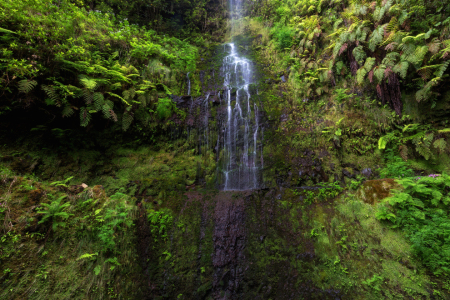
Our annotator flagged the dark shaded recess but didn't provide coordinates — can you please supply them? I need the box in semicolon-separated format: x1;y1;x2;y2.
135;203;154;300
346;45;359;76
376;72;402;116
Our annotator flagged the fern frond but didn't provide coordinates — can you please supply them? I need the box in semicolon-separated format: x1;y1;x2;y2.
82;90;93;104
18;80;37;94
62;105;74;118
356;67;367;84
374;64;386;83
435;61;450;78
428;38;441;54
123;88;136;101
107;92;130;106
433;138;447;153
382;52;400;67
122;113;134;131
41;85;59;106
79;76;98;91
352;46;366;65
368;25;385;52
386;17;398;32
80;107;92;127
93;92;104;110
364;57;376;72
393;61;409;79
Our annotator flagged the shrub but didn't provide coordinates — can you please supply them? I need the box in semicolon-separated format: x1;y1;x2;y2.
271;23;295;49
376;174;450;276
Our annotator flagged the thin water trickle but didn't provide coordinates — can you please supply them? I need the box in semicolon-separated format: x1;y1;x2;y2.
221;42;261;190
187;72;191;96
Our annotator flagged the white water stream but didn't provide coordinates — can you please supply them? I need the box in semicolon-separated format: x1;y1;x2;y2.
221;42;261;190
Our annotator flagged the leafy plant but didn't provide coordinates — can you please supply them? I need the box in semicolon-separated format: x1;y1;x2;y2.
148;209;173;243
377;174;450;276
50;176;74;189
37;195;72;231
96;196;133;252
363;274;384;291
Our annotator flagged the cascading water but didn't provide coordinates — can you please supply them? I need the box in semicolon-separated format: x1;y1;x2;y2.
220;34;262;190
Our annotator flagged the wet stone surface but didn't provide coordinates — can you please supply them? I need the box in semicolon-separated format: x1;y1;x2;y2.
212;192;247;299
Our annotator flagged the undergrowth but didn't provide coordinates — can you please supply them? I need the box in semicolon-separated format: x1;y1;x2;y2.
377;173;450;277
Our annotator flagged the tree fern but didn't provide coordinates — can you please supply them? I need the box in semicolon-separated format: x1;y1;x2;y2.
18;79;37;94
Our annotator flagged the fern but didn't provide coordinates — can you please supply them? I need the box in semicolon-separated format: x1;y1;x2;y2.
356;68;367;84
82;89;93;105
62;105;74;118
433;138;447;154
41;85;59;106
374;64;386;83
93;92;104;110
80;107;92;127
79;75;98;91
386;17;399;32
393;61;409;79
122;113;134;131
352;46;366;65
18;79;37;94
368;25;385;52
107;92;130;106
435;61;450;78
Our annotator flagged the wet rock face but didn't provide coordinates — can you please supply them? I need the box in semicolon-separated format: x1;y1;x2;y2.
212;193;246;299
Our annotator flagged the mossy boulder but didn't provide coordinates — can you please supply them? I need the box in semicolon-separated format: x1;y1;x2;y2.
357;179;401;205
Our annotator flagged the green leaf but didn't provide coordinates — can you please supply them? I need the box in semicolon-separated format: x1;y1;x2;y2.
378;136;388;149
0;27;16;34
94;265;101;275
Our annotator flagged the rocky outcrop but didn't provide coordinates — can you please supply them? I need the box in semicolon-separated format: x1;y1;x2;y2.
357;179;401;205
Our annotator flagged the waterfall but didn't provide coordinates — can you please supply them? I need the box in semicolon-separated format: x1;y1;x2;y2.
187;72;191;96
220;42;261;190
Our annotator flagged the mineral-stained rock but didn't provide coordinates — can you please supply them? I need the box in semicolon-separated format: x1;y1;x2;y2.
357;179;401;205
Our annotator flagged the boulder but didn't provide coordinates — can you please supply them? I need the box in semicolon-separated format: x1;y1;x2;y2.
357;179;401;205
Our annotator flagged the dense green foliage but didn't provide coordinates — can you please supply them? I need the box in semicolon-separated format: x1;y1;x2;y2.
0;0;199;132
2;0;450;298
377;174;450;276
